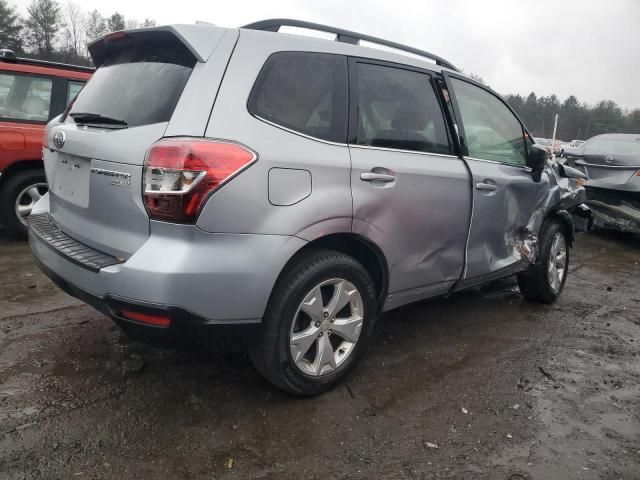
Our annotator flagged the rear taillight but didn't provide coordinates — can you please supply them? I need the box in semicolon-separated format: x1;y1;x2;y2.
143;138;256;222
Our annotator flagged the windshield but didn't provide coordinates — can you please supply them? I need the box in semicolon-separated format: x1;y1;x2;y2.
69;39;195;128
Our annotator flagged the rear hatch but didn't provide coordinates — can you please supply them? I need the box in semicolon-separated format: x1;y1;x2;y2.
44;30;197;258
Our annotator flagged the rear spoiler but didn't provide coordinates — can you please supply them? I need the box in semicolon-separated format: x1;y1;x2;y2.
88;24;228;67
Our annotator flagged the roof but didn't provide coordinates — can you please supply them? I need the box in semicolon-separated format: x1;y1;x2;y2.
0;53;93;79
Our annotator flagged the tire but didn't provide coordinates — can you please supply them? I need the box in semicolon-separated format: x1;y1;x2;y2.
517;220;570;304
250;249;379;396
0;169;47;240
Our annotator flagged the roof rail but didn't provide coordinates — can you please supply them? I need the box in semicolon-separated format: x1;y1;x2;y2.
0;52;94;72
242;18;459;72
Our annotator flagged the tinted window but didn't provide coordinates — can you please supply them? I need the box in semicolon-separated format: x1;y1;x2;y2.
67;80;85;106
70;40;195;128
584;136;640;156
452;78;527;166
248;52;348;143
355;63;451;155
0;73;52;123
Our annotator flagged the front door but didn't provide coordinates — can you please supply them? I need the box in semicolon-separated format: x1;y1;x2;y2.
349;60;471;310
444;74;548;284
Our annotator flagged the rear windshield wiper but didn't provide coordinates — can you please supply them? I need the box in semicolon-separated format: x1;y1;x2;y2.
69;112;128;129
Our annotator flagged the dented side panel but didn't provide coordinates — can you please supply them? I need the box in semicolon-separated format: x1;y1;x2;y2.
462;159;548;282
461;159;586;287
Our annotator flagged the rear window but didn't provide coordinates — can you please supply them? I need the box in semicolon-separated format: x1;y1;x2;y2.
584;136;640;156
0;73;52;123
70;39;196;128
248;52;348;143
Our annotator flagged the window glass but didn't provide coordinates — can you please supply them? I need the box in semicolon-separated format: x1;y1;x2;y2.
70;38;195;128
67;80;85;105
451;78;527;166
0;73;52;123
584;136;640;156
248;52;348;143
355;63;451;154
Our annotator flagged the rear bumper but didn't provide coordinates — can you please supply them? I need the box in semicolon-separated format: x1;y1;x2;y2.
586;187;640;234
33;255;261;350
29;213;307;346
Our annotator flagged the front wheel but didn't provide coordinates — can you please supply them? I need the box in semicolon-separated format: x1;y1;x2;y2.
250;250;378;396
518;220;570;303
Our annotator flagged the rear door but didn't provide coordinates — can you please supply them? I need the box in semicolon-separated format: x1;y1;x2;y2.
0;71;57;162
349;59;471;310
444;74;548;284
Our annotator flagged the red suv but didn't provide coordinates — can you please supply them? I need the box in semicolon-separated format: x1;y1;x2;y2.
0;49;92;238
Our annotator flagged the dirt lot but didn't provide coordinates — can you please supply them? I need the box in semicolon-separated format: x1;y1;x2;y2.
0;229;639;480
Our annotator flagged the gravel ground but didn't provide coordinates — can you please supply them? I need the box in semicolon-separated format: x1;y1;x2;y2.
0;229;639;479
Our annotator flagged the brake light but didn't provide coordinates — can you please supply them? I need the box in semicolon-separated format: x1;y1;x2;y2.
143;138;256;222
120;309;171;327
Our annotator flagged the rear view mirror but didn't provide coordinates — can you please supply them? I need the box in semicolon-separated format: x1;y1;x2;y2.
528;144;549;182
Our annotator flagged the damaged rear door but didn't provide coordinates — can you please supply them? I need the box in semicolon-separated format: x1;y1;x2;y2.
444;74;548;285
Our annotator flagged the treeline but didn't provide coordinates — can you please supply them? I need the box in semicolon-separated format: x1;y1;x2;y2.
0;0;156;66
505;93;640;141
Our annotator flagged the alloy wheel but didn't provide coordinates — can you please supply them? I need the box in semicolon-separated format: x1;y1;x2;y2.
548;232;567;293
289;278;364;376
15;183;48;226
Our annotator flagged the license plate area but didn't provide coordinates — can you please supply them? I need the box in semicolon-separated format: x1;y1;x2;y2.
51;153;90;207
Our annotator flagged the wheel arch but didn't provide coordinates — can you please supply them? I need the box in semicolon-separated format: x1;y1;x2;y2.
546;209;575;246
271;232;389;311
0;160;45;189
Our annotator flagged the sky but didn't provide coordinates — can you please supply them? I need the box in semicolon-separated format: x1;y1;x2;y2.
11;0;640;109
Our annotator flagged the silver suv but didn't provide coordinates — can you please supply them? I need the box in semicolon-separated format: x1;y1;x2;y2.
29;20;588;395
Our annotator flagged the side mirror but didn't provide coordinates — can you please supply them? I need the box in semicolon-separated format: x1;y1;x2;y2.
528;144;549;182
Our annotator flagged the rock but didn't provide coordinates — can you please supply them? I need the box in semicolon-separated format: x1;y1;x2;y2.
121;355;147;374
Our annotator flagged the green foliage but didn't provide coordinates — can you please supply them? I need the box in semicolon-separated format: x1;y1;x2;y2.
107;12;125;32
25;0;60;58
506;92;639;140
0;0;23;52
84;9;107;42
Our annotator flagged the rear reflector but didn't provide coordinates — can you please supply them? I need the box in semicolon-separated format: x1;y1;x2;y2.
120;309;171;327
143;138;256;222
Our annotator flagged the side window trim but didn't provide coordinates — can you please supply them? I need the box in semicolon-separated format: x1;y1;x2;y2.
347;57;454;156
0;71;56;125
443;72;533;169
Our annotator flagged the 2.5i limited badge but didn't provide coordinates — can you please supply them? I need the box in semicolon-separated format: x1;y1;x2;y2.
90;167;132;188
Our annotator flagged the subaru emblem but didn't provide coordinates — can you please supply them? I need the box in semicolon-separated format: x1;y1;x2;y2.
53;131;66;150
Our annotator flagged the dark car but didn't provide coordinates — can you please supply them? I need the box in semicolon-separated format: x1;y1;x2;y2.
566;133;640;233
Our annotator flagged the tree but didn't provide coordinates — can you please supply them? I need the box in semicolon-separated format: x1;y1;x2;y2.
84;9;106;42
142;18;156;28
25;0;60;59
107;11;125;32
60;0;83;56
0;0;23;52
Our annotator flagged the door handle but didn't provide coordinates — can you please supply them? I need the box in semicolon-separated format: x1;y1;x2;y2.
476;182;497;192
360;172;396;183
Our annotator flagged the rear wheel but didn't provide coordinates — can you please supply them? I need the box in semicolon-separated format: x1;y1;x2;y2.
518;220;570;303
0;170;47;239
250;250;378;396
